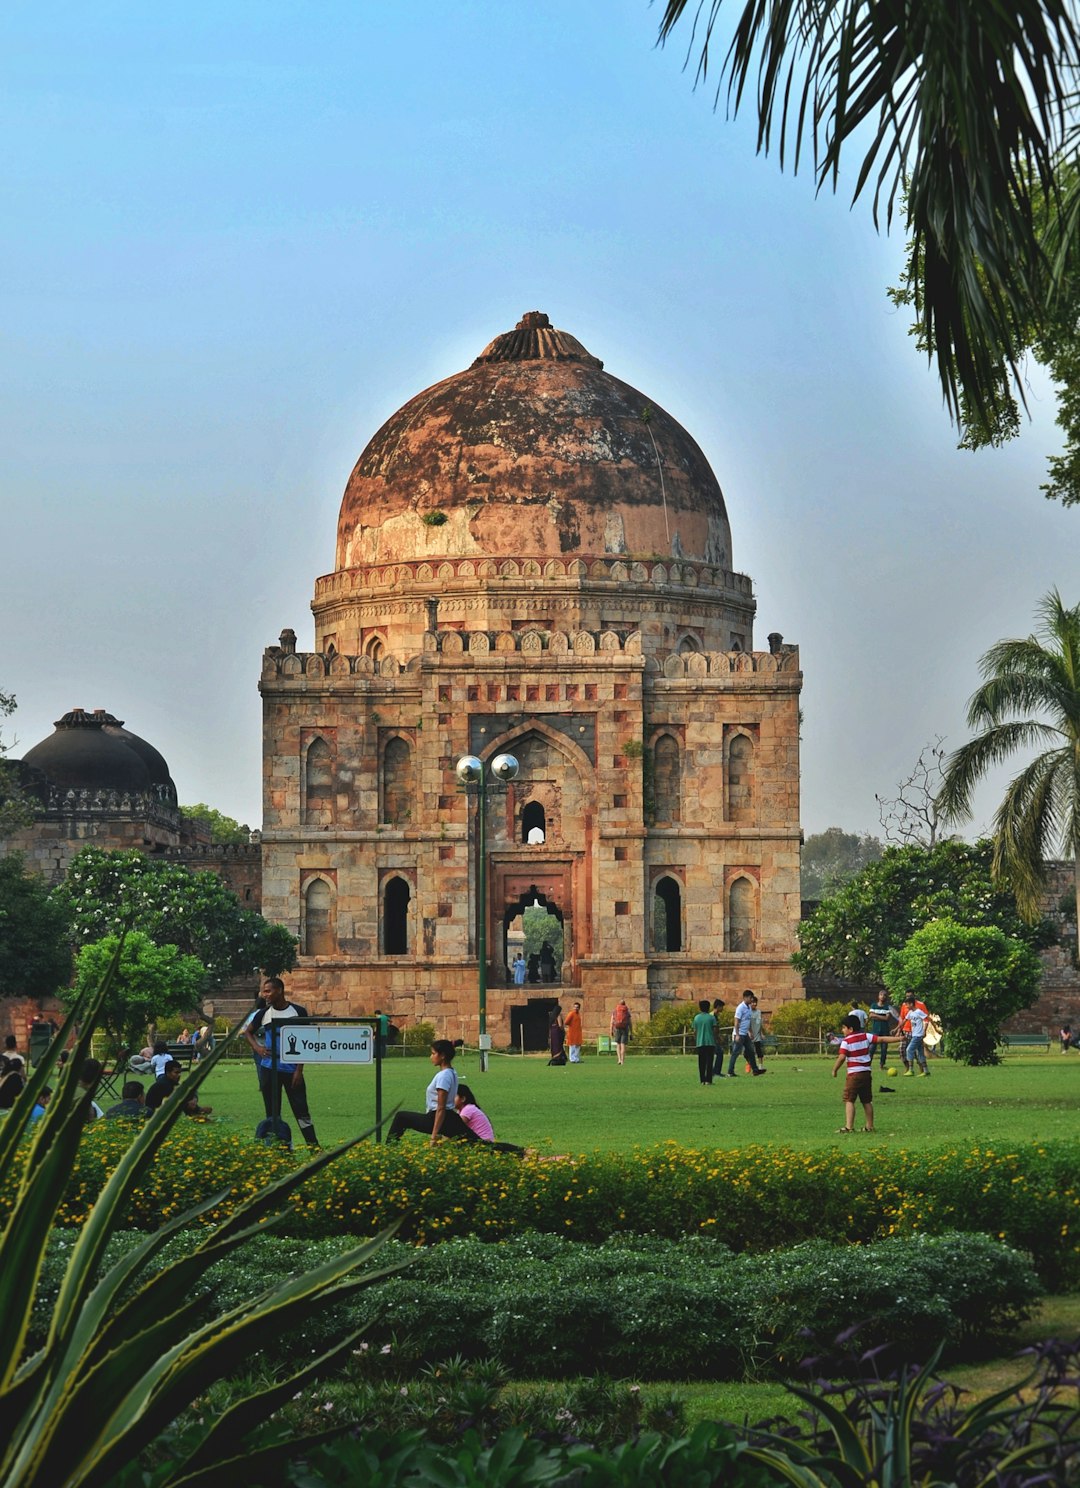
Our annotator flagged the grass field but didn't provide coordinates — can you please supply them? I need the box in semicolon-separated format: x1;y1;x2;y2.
188;1048;1079;1153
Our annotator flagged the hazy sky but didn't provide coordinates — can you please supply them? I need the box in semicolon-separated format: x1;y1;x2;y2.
3;1;1073;840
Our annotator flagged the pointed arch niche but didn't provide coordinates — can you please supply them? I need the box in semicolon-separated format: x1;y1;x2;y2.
301;875;336;957
303;735;334;825
652;733;681;824
652;873;683;952
726;874;757;952
381;733;415;826
725;729;755;823
382;874;412;956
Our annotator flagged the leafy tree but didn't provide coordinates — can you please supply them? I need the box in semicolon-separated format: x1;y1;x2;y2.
793;840;1049;986
60;932;207;1057
801;828;883;900
0;689;34;836
938;590;1080;958
0;852;72;998
179;802;251;845
522;906;563;966
656;1;1080;449
882;917;1042;1064
54;848;296;990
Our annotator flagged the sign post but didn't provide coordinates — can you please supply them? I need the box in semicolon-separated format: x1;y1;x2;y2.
263;1016;383;1140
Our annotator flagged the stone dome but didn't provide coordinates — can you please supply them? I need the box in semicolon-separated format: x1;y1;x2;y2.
335;312;733;571
21;709;177;800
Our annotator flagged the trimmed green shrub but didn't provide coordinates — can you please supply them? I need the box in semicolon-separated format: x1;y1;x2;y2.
769;997;853;1051
32;1229;1038;1383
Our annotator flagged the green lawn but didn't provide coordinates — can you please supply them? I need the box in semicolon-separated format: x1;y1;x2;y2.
191;1049;1080;1153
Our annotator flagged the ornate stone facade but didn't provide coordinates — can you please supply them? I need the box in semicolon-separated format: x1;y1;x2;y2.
261;313;804;1046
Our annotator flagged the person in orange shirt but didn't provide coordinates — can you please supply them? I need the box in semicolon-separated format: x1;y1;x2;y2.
565;1001;583;1064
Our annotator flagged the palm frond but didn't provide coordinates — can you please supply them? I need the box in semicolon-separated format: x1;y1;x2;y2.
658;0;1080;420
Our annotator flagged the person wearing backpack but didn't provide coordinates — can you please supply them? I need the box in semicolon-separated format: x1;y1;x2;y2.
610;999;632;1065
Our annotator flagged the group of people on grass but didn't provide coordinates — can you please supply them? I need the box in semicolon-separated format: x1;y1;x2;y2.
693;990;767;1084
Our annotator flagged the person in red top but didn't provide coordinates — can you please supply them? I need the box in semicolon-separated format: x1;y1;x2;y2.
831;1015;903;1134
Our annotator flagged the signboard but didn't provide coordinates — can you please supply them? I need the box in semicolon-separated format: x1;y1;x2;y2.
275;1023;374;1065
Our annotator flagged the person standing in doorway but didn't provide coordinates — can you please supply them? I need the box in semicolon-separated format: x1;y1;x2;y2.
243;977;319;1147
512;953;527;988
565;1001;583;1064
727;990;766;1077
693;999;718;1085
610;999;632;1065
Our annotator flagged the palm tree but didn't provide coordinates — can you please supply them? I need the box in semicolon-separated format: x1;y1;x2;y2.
656;0;1080;435
938;590;1080;950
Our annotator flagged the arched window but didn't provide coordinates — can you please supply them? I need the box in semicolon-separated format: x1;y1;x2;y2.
383;876;410;955
652;734;681;823
304;737;333;822
678;635;699;654
653;875;683;952
727;877;755;952
726;734;753;820
303;878;335;957
522;801;546;844
381;736;413;825
365;634;384;664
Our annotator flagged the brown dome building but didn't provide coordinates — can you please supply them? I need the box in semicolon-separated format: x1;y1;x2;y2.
262;313;803;1045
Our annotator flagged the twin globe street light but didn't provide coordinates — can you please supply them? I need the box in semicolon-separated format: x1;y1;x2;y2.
455;751;519;1072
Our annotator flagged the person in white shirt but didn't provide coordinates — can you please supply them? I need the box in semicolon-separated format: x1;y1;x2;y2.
726;990;767;1077
386;1040;476;1145
904;1004;930;1076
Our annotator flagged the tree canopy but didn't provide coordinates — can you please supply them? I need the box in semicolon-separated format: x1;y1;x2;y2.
801;828;883;901
54;848;295;990
179;803;251;845
938;589;1080;953
658;0;1080;458
61;932;208;1058
882;917;1042;1065
793;840;1049;986
0;853;72;999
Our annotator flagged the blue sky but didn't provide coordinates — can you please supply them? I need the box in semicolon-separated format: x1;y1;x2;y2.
2;1;1072;839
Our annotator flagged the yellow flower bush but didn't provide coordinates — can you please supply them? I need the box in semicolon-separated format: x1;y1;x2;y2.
12;1126;1078;1287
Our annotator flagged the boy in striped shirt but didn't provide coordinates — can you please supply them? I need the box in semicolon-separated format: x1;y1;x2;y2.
831;1015;901;1134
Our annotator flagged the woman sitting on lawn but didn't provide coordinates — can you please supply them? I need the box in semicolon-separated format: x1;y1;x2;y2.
386;1039;477;1146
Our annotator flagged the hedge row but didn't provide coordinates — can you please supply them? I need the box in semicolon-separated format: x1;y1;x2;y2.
35;1229;1036;1381
22;1126;1080;1287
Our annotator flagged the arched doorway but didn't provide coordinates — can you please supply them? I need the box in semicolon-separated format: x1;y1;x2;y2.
503;885;564;986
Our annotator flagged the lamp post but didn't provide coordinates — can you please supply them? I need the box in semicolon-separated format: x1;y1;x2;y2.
455;751;519;1072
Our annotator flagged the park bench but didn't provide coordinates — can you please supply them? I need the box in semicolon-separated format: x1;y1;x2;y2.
166;1042;196;1065
1001;1032;1051;1052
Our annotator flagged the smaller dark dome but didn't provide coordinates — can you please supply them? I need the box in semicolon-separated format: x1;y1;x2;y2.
100;714;177;802
21;709;160;796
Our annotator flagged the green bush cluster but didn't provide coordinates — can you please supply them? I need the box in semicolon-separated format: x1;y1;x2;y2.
34;1229;1035;1382
769;997;854;1050
27;1126;1080;1288
635;1001;735;1053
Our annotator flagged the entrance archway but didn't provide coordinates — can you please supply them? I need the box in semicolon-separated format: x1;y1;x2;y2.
503;884;564;988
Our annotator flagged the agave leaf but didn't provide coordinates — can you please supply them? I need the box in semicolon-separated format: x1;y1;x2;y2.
743;1446;834;1487
29;1228;404;1488
48;1029;239;1348
171;1323;371;1480
0;989;90;1178
165;1428;348;1488
0;1095;102;1402
58;1185;245;1371
784;1384;874;1477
